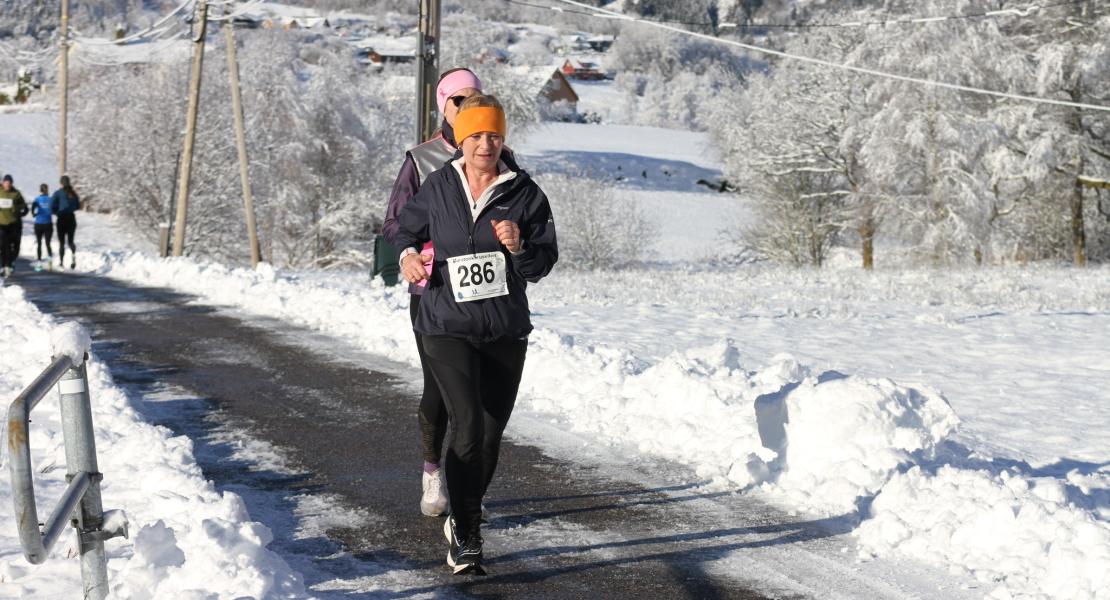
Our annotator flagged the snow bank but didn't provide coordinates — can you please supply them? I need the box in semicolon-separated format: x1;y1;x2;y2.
752;374;960;512
858;466;1110;600
520;337;961;514
0;286;306;598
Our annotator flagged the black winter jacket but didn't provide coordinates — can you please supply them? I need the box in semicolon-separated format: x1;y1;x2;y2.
394;157;558;343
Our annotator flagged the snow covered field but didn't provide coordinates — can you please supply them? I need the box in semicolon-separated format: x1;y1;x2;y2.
3;110;1109;599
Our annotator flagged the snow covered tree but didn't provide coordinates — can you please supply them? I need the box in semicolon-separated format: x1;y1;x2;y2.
537;173;656;269
607;25;753;129
632;0;719;33
72;28;409;268
71;63;186;240
708;27;875;267
1006;0;1110;264
440;18;543;136
850;1;1032;265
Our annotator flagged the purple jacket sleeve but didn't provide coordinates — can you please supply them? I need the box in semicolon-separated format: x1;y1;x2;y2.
383;154;420;247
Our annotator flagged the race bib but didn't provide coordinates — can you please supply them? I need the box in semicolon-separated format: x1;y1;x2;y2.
0;198;11;209
447;251;508;302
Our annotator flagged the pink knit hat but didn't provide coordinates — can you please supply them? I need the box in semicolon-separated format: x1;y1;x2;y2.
436;69;482;115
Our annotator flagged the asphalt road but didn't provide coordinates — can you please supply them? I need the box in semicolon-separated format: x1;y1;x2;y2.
16;261;809;599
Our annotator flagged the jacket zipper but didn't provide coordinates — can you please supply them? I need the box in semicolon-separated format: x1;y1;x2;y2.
467;182;514;255
460;178;516;337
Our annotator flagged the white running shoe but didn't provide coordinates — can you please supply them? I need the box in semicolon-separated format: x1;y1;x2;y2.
421;469;449;517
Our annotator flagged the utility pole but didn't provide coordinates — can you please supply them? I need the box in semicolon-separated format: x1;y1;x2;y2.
224;9;262;267
59;0;70;178
414;0;441;144
172;0;209;257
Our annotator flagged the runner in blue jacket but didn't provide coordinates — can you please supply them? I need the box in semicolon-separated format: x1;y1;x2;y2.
31;184;54;265
394;94;557;575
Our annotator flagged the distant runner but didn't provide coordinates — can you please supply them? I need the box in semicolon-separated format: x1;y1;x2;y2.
51;175;80;270
31;183;54;269
0;174;27;278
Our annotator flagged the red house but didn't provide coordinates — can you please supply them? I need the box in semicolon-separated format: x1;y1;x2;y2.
561;58;607;81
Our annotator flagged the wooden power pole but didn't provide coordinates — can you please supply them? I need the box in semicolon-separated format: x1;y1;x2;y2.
59;0;70;178
415;0;441;144
224;11;261;267
172;0;209;257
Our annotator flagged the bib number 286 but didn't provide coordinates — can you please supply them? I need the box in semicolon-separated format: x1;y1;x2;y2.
447;252;508;302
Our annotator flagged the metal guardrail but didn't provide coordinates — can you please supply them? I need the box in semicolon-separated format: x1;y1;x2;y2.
7;353;128;600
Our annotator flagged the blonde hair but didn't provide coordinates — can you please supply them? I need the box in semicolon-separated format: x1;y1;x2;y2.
458;93;503;113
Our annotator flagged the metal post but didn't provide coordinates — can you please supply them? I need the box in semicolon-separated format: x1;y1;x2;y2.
58;360;108;600
158;223;170;257
224;11;262;268
59;0;70;178
415;0;441;144
172;0;209;257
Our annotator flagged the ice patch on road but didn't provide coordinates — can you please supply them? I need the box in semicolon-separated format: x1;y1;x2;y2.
291;494;379;541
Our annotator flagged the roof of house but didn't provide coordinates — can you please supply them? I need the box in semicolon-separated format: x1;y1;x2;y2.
237;3;375;25
352;36;416;57
563;58;600;70
512;65;579;101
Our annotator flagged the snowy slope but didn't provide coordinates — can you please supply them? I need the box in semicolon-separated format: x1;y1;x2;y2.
4;109;1109;599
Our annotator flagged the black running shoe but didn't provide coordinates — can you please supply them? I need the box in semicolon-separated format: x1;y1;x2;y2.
444;517;484;575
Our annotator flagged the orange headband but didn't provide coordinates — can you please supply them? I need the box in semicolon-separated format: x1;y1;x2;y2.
453;106;507;143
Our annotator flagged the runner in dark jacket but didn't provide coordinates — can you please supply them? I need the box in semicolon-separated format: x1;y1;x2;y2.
51;175;80;269
394;94;557;575
382;67;483;518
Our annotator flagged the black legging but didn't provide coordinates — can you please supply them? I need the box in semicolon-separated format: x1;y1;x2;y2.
57;213;76;263
0;222;19;268
34;223;53;260
10;220;21;263
410;294;448;465
422;334;527;531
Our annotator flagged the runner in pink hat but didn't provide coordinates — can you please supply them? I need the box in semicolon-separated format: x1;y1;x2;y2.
381;67;482;518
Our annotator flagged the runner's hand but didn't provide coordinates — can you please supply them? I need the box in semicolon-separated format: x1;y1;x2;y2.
491;219;522;253
401;252;433;284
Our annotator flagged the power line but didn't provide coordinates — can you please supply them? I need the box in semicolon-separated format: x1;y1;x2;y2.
540;0;1110;114
501;0;1095;30
729;0;1092;30
499;0;714;25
